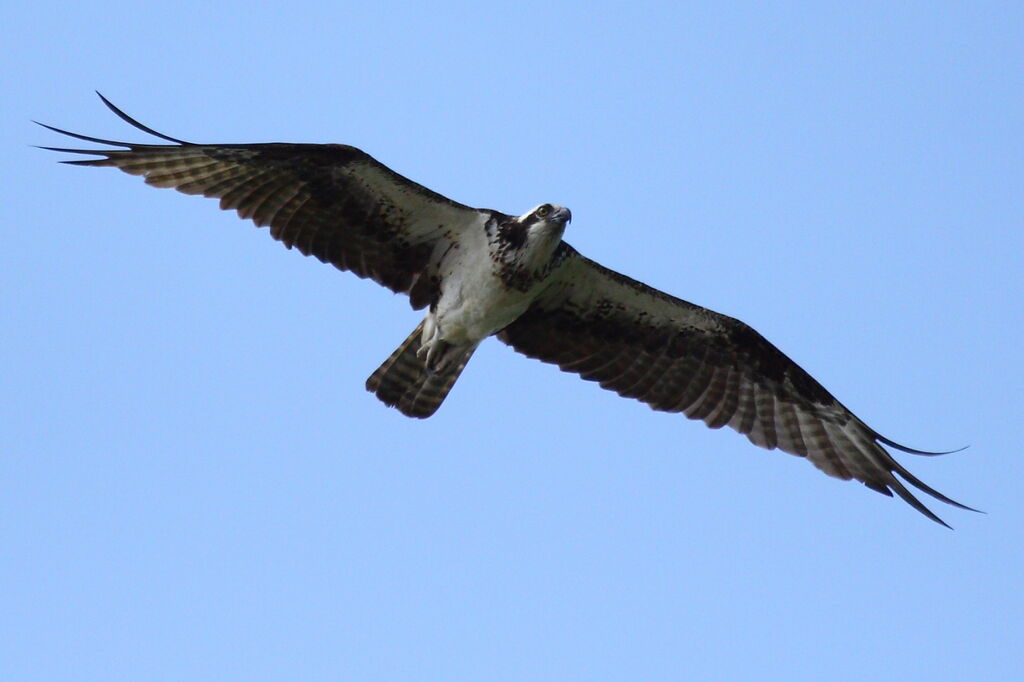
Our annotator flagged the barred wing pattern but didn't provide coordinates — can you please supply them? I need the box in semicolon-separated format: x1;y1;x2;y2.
39;95;489;310
499;246;972;526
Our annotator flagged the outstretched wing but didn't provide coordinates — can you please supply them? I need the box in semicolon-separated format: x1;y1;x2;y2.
38;94;494;310
499;245;973;526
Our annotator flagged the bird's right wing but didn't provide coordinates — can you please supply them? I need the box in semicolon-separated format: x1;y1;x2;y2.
39;94;498;310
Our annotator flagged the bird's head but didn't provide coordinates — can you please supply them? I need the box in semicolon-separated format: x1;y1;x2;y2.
519;203;572;242
524;203;571;226
494;203;572;264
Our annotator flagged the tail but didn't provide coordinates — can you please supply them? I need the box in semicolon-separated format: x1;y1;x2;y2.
365;321;477;419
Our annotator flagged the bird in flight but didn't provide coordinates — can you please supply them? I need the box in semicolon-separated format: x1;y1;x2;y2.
39;94;974;526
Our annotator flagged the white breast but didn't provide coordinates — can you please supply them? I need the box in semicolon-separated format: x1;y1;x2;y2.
430;222;540;345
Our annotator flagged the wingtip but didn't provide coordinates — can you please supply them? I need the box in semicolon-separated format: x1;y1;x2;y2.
33;120;134;149
881;479;954;529
91;92;194;145
928;501;986;529
95;91;119;114
876;434;970;457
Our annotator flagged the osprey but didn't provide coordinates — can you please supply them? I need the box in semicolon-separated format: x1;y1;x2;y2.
39;94;974;526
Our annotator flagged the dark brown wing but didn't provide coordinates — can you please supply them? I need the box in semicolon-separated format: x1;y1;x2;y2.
499;245;973;526
38;94;494;310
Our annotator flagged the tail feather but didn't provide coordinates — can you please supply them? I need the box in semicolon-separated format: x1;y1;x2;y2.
366;321;477;418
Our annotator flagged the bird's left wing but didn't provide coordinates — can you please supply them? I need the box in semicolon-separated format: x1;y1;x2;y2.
39;94;495;309
498;244;972;526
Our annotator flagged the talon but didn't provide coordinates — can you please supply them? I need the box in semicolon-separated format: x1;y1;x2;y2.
420;340;452;371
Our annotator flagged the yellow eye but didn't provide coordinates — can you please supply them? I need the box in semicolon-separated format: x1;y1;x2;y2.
537;204;551;217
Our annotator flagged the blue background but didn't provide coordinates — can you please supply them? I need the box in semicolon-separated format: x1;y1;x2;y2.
4;2;1021;680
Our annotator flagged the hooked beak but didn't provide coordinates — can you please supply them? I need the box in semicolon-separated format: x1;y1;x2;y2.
553;206;572;224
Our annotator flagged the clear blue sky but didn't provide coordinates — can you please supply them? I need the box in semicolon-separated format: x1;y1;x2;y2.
3;2;1022;680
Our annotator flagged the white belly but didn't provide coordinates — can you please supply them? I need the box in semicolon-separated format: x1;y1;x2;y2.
430;249;537;345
